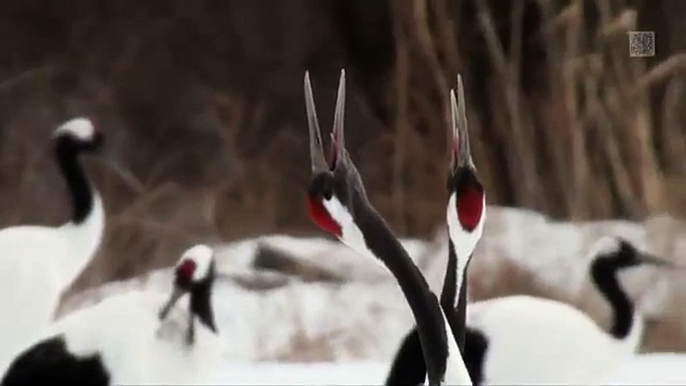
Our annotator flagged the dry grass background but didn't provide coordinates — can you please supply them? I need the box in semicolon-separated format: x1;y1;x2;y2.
0;0;683;299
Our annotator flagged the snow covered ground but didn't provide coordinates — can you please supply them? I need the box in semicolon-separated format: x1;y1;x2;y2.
210;361;389;385
604;353;686;384
55;206;686;384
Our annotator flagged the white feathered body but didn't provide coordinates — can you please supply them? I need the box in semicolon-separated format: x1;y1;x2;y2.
468;295;643;385
0;197;104;366
0;228;64;369
9;289;223;385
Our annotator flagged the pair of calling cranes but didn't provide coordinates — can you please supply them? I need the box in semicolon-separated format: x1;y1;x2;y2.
0;69;674;386
304;69;676;386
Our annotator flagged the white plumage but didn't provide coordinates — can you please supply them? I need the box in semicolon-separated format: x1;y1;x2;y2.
1;244;223;386
0;117;105;367
439;312;472;386
464;237;663;385
467;295;643;385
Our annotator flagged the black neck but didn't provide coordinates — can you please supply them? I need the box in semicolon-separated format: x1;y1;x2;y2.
190;276;218;334
353;198;448;386
454;277;468;352
442;239;467;352
55;138;94;224
590;261;634;339
440;240;458;310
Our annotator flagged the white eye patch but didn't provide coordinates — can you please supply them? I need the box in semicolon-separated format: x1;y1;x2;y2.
322;197;384;268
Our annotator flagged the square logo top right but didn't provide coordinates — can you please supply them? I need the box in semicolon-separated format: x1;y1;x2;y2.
629;31;655;57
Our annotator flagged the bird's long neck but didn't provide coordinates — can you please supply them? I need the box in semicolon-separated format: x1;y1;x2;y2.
454;280;468;352
445;192;483;314
440;240;458;310
441;238;470;352
353;199;452;386
190;279;218;334
55;141;105;287
55;142;95;224
590;263;635;339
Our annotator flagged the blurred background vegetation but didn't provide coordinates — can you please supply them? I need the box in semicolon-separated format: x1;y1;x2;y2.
0;0;684;292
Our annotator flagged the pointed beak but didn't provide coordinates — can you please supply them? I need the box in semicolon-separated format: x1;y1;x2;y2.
158;286;185;321
332;69;346;165
304;71;329;174
450;74;473;172
304;69;347;174
92;149;145;194
637;252;676;268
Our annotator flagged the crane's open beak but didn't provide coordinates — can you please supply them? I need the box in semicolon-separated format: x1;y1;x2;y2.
92;149;145;194
304;69;347;174
158;286;185;321
449;75;474;172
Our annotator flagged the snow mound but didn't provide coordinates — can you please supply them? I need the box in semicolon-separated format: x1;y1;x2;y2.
58;206;686;366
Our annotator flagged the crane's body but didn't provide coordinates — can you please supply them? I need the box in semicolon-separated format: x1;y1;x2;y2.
466;295;643;385
1;245;222;386
0;118;107;367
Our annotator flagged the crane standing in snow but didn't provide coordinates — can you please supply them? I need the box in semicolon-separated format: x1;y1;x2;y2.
457;237;673;385
0;117;139;367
